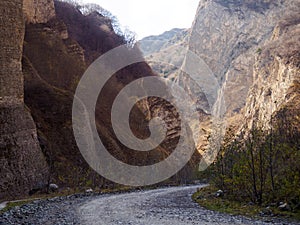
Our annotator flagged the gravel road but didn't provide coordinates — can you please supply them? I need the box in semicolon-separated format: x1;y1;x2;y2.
78;185;297;225
1;185;299;225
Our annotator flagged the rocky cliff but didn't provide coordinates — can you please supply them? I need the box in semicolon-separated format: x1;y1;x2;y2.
174;0;300;142
27;1;200;190
187;0;299;135
142;0;299;155
0;0;49;200
0;0;200;200
196;1;300;208
188;0;292;120
242;4;300;132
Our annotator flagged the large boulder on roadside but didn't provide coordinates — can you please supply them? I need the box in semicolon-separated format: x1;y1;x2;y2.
49;183;59;192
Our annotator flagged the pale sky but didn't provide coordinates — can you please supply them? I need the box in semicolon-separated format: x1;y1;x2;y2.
80;0;199;40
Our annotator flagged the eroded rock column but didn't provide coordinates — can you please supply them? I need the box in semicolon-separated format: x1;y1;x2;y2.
0;0;49;200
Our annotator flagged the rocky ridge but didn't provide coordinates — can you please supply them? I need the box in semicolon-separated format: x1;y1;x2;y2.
139;28;189;57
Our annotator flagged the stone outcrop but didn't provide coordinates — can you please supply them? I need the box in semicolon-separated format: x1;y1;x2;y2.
23;0;55;24
0;0;49;200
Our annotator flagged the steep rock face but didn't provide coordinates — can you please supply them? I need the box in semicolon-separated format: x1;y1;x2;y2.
242;6;300;132
22;1;121;189
184;0;300;155
21;0;200;191
0;0;49;200
23;0;55;24
0;1;24;103
188;0;290;119
140;1;296;154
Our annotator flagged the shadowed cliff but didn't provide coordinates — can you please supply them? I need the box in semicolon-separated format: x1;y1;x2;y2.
0;0;49;200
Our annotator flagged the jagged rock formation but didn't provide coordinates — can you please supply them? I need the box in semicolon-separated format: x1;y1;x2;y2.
0;0;200;201
23;0;55;24
0;0;49;200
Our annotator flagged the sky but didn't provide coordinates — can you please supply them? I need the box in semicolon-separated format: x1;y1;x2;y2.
80;0;199;40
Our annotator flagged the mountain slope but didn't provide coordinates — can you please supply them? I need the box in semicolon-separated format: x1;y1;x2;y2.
190;0;300;210
139;29;190;91
1;0;202;201
140;0;299;164
23;0;199;193
139;28;189;56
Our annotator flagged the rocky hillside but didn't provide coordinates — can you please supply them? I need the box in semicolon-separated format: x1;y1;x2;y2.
0;0;200;201
141;0;299;157
139;29;190;82
24;0;199;192
186;0;299;136
186;0;299;209
139;28;189;56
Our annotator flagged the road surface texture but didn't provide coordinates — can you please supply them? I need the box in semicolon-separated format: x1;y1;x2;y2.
78;185;297;225
1;185;298;224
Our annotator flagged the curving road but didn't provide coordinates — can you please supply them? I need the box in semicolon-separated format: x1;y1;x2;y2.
1;185;298;224
78;185;293;225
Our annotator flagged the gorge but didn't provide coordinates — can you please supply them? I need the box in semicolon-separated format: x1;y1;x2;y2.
0;0;299;223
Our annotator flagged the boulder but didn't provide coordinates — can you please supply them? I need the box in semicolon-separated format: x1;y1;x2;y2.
85;188;93;193
215;190;224;197
49;184;59;192
278;202;291;211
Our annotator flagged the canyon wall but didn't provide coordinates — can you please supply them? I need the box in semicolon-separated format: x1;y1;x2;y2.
183;0;299;147
242;4;300;131
143;0;299;153
0;0;49;200
21;0;199;194
188;0;291;120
